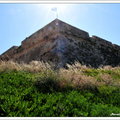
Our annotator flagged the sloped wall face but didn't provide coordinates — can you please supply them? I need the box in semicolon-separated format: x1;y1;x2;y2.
90;36;120;67
53;35;105;68
56;19;89;40
48;34;120;68
9;20;61;63
21;21;59;50
0;46;18;61
14;35;60;63
63;36;120;68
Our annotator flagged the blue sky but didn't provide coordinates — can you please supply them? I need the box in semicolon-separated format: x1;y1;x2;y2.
0;4;120;54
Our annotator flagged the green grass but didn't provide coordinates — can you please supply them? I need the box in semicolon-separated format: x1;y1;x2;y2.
0;69;120;117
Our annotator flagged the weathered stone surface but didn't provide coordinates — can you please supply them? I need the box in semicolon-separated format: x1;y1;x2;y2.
1;19;120;68
0;46;18;61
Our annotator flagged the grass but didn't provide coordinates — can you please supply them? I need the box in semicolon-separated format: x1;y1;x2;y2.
0;61;120;117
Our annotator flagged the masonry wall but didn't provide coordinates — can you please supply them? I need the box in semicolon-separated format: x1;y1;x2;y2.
0;46;18;60
1;19;120;68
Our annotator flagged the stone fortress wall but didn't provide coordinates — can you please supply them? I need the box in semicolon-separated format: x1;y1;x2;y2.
1;19;120;68
0;19;89;61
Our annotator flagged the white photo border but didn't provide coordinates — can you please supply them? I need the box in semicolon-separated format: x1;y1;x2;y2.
0;1;120;120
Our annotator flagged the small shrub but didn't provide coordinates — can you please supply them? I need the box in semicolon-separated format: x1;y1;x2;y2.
35;71;61;93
